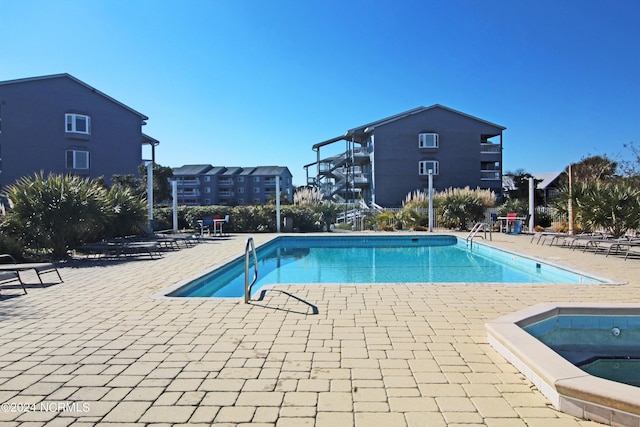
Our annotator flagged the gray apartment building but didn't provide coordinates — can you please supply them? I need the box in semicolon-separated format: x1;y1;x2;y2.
305;104;505;207
172;165;293;206
0;74;156;189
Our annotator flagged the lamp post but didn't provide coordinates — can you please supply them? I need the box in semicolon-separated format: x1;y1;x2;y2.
528;177;535;232
568;164;574;235
146;161;154;227
428;169;433;232
275;174;281;233
171;179;178;232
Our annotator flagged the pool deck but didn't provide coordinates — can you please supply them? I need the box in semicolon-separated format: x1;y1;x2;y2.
1;231;639;426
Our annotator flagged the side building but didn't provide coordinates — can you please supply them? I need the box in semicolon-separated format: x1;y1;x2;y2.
305;104;505;208
172;165;293;206
0;74;157;189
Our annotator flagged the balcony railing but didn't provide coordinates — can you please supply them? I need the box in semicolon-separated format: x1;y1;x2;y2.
480;170;500;180
178;178;200;186
481;143;501;154
178;189;201;196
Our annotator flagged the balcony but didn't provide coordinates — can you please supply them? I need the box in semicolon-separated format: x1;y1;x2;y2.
178;177;200;186
218;178;234;186
178;188;201;197
481;143;501;154
481;170;500;180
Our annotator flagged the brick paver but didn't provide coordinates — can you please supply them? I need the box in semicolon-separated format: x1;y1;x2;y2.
1;232;638;426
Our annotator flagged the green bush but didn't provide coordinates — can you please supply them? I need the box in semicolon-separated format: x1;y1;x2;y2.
3;173;106;258
2;173;147;259
575;181;640;237
434;187;496;230
153;203;338;233
103;185;148;238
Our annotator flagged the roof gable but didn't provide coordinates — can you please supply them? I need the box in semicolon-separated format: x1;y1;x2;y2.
0;73;148;121
314;104;505;149
350;104;506;134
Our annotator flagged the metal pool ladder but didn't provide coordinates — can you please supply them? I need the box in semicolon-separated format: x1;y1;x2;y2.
244;237;258;303
466;222;492;247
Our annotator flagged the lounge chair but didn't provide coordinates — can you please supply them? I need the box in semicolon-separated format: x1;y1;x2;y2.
0;270;26;296
588;236;640;257
0;254;63;288
76;239;161;259
530;231;565;245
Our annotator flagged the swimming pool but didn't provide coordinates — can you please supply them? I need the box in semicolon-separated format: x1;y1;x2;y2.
165;235;606;298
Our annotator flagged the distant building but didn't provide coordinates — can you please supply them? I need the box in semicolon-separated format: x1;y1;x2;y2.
172;165;293;206
305;104;505;207
0;73;157;189
503;172;564;206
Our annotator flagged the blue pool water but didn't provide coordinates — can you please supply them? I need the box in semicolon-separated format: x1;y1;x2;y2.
168;235;603;298
524;314;640;387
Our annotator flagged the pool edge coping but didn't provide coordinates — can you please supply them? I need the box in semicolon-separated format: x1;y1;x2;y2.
152;234;622;300
486;302;640;425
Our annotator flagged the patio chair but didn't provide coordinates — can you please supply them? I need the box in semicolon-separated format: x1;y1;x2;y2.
0;269;26;296
0;254;63;287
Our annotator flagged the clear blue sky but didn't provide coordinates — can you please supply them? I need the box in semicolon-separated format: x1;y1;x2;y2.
2;0;639;186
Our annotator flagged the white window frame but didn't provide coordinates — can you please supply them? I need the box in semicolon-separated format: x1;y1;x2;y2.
204;187;211;193
66;150;90;169
253;176;260;182
238;187;245;194
65;114;91;134
254;187;261;193
419;160;439;175
418;133;438;149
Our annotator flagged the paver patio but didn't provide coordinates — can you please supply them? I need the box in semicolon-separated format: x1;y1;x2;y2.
1;231;637;426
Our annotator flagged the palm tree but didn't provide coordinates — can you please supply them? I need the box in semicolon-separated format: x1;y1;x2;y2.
3;173;106;258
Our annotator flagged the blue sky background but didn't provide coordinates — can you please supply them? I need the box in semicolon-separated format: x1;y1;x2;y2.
1;0;638;186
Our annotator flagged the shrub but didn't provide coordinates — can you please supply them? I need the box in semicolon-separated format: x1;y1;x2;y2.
102;186;148;238
575;181;640;237
3;173;106;258
433;187;496;230
373;211;396;230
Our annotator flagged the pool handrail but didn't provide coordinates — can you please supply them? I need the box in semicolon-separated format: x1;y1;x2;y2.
244;237;258;303
466;222;492;247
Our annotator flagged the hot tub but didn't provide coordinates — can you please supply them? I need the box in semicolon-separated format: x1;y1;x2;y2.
486;303;640;426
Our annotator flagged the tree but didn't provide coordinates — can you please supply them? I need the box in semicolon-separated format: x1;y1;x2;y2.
112;163;174;204
560;155;619;187
503;169;543;205
138;163;174;204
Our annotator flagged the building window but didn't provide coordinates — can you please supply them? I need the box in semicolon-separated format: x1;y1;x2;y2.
66;150;90;169
254;187;261;193
204;187;211;193
418;160;439;175
238;187;244;193
204;176;211;182
65;114;91;134
238;176;244;182
253;176;260;182
204;199;211;205
418;133;438;149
